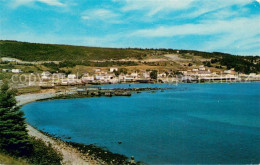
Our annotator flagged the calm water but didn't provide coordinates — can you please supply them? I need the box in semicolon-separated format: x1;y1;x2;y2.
22;83;260;164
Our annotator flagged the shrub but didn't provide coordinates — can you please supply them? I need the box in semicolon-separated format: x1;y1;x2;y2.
150;70;158;79
27;137;62;165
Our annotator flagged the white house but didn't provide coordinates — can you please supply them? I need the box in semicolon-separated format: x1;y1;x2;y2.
249;73;257;77
158;72;167;78
60;81;68;86
118;75;125;82
94;68;101;72
131;72;138;78
224;70;231;74
81;74;95;82
124;76;134;82
109;68;118;72
41;71;51;76
68;74;77;79
142;72;150;78
198;71;212;77
11;69;22;73
41;71;51;80
199;65;206;71
1;57;19;63
2;69;11;72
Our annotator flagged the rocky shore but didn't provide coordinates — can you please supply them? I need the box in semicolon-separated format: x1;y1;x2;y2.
16;87;159;164
16;91;100;165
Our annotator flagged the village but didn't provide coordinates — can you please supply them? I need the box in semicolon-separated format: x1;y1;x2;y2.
2;65;260;89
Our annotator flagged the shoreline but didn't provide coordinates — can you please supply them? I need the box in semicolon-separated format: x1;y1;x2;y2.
15;82;259;165
16;88;147;165
16;91;101;165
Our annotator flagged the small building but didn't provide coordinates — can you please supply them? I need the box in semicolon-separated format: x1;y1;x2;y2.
109;68;118;72
1;57;18;63
158;72;167;78
180;71;188;75
192;68;199;72
199;65;206;71
82;74;95;83
198;71;212;77
60;81;68;86
94;68;101;72
11;69;22;73
249;73;257;77
68;74;77;79
224;69;236;75
224;70;231;74
142;72;150;79
41;71;51;79
2;69;11;72
131;72;138;79
124;76;134;82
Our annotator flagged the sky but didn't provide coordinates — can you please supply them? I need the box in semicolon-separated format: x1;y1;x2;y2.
0;0;260;55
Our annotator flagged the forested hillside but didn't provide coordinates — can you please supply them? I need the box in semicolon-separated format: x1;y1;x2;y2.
0;40;148;61
0;40;259;73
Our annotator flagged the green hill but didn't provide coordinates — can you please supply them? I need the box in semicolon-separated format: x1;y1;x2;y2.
0;40;149;61
0;40;259;74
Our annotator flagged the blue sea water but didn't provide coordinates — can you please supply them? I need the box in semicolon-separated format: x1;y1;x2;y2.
22;83;260;164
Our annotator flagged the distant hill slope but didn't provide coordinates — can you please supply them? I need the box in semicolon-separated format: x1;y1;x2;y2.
0;40;259;73
0;40;149;61
0;40;258;61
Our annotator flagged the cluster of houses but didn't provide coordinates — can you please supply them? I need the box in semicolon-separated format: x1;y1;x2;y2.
180;65;222;78
36;66;260;87
180;65;260;81
1;68;23;73
2;66;260;87
37;68;158;87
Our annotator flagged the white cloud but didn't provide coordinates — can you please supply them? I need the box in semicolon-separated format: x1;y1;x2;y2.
131;16;260;54
122;0;194;16
119;0;254;17
131;16;260;37
37;0;64;6
184;0;253;18
81;9;121;23
10;0;65;8
10;0;34;8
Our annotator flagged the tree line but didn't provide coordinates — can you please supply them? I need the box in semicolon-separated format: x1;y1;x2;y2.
0;82;62;164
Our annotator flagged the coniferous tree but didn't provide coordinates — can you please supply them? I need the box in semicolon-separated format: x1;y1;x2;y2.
0;82;32;156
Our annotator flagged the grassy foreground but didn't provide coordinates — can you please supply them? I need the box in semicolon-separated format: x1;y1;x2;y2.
0;137;62;165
